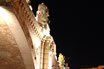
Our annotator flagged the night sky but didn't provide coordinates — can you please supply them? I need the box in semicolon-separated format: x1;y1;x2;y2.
30;0;104;69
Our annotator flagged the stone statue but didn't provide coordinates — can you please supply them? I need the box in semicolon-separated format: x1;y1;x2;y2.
58;53;65;69
36;3;50;29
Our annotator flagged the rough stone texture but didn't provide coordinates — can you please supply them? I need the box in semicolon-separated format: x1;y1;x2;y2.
0;16;26;69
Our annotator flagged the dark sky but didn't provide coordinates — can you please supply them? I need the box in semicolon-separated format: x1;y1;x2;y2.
30;0;104;69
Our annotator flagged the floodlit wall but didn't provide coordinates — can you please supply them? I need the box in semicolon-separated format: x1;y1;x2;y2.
0;0;58;69
0;6;34;69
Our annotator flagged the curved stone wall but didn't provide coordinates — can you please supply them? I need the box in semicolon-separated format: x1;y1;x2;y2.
0;6;34;69
0;0;58;69
0;11;25;69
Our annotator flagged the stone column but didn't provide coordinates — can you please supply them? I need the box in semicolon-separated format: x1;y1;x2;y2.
40;36;56;69
40;36;46;69
43;36;52;69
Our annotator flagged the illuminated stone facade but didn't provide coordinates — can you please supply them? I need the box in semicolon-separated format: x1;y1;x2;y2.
0;0;58;69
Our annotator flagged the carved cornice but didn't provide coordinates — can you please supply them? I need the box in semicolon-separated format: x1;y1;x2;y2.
9;0;45;41
9;0;57;52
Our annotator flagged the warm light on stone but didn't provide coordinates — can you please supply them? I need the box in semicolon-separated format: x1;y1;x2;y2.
0;1;59;69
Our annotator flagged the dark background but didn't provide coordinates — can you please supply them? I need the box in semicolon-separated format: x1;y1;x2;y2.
30;0;104;69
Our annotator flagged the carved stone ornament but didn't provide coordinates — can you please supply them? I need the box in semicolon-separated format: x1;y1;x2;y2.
36;3;50;28
58;53;65;66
